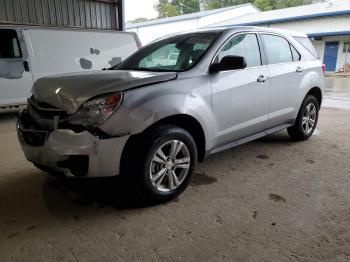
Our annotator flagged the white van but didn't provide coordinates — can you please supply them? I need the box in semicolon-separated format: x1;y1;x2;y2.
0;26;141;108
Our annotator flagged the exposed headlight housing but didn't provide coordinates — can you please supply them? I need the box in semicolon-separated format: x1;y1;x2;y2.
70;93;123;128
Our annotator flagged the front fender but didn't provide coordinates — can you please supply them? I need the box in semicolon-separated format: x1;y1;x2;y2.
100;77;213;148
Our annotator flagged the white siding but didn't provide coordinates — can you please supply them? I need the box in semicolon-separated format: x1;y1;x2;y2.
266;16;350;35
311;36;350;72
126;5;258;45
128;19;198;44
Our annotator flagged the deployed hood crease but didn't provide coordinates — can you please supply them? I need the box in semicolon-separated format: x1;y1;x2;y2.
32;70;178;114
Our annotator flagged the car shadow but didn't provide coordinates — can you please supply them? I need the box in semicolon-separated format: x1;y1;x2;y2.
0;130;296;224
43;174;162;211
42;131;294;209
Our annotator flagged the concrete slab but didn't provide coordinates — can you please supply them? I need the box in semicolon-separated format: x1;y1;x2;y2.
0;86;350;261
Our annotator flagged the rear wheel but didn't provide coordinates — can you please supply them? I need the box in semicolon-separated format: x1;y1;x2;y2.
288;95;319;141
121;125;197;202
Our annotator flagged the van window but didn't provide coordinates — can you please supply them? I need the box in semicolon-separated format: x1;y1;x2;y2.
291;45;301;61
295;36;319;58
217;33;261;68
262;34;293;64
0;29;22;59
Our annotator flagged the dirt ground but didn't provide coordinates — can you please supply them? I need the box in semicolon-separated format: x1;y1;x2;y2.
0;78;349;262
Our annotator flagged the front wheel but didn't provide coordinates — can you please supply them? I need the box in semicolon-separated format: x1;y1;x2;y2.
288;95;319;141
121;125;198;202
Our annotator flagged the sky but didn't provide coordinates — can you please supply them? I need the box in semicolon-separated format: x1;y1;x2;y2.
125;0;159;22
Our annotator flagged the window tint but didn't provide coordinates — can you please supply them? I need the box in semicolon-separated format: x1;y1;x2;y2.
291;45;301;61
0;29;22;59
262;34;293;64
217;34;261;68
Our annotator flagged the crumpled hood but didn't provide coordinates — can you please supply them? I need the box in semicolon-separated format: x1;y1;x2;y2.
32;70;178;114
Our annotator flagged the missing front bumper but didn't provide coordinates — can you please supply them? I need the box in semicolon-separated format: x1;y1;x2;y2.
17;109;129;177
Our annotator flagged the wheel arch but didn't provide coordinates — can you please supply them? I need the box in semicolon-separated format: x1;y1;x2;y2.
306;86;322;107
122;114;206;163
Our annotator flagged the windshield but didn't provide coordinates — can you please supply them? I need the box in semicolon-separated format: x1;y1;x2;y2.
116;32;222;72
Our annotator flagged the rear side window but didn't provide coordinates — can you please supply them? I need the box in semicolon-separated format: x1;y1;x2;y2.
0;29;22;59
295;36;319;58
262;34;293;64
217;33;261;68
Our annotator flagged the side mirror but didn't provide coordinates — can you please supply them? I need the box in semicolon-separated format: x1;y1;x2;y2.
210;55;247;73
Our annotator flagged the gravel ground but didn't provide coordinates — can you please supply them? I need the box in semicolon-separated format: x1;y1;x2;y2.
0;79;350;262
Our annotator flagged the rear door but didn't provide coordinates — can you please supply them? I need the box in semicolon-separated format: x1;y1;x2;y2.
211;33;270;146
261;34;305;128
90;32;140;70
0;28;34;106
23;29;93;81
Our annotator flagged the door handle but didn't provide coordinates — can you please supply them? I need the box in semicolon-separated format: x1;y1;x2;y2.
296;66;303;73
23;61;30;72
257;75;268;83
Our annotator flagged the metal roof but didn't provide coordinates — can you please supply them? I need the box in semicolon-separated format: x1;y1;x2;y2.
211;0;350;27
126;3;260;29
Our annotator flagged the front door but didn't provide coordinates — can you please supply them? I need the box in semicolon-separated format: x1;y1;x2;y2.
0;29;34;106
211;33;270;146
323;41;339;72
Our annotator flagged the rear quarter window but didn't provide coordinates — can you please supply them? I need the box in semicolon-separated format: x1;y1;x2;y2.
295;36;319;59
261;34;293;64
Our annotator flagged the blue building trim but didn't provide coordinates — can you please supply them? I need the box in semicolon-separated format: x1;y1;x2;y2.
308;31;350;37
228;10;350;26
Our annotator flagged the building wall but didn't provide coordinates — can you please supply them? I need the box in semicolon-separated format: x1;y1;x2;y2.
312;36;350;72
0;0;120;30
263;15;350;35
127;19;198;45
126;5;258;45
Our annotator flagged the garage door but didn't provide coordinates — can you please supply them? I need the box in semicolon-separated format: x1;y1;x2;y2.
0;0;122;30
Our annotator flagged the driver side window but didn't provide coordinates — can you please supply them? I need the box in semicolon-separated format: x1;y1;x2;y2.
0;29;22;59
217;34;261;68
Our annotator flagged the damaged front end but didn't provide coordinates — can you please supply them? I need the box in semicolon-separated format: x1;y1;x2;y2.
17;96;129;177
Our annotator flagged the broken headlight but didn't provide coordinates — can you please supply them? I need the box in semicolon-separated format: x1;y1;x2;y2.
70;93;123;128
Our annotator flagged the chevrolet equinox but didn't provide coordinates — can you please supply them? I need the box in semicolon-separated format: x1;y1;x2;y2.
17;27;324;202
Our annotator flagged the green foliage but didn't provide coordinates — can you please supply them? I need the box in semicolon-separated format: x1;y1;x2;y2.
155;0;200;18
252;0;275;11
154;0;322;18
128;17;150;24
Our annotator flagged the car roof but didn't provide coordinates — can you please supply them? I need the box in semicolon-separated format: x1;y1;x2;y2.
150;26;308;45
178;26;308;38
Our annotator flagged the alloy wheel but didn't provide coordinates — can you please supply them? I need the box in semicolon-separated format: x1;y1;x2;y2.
302;102;317;134
150;140;191;192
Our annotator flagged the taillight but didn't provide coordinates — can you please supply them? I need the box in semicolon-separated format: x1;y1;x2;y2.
322;64;326;75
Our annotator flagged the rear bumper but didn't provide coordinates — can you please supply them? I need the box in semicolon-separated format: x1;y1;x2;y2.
17;109;129;177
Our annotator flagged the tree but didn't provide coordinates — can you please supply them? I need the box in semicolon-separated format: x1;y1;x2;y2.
252;0;275;11
154;0;200;18
154;0;324;18
127;17;150;24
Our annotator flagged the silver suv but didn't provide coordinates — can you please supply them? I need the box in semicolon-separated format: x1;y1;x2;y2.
17;27;324;202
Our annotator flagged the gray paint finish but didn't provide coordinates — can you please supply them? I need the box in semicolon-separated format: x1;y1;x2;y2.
32;70;178;113
18;27;325;178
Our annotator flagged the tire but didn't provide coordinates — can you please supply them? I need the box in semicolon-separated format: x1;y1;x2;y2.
287;95;319;141
121;125;198;203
